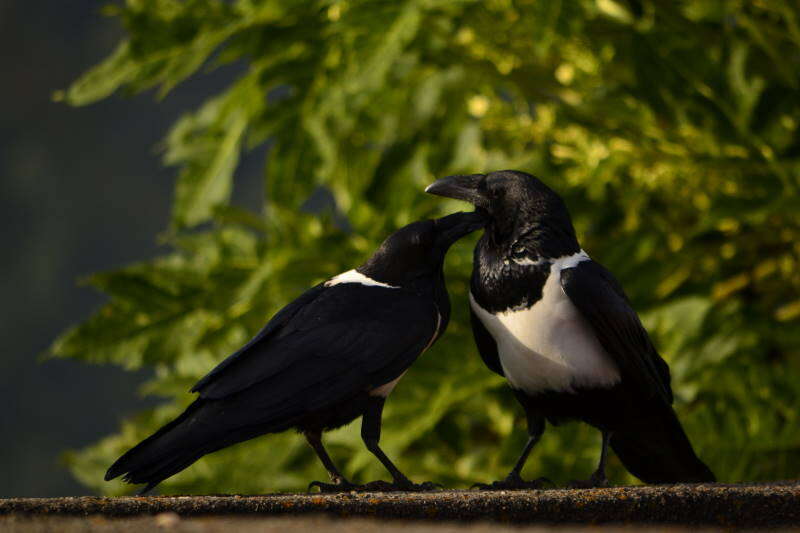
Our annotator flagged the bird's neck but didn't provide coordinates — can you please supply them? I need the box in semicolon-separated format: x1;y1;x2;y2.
470;238;552;313
488;220;580;259
357;251;419;288
356;263;452;329
356;261;443;297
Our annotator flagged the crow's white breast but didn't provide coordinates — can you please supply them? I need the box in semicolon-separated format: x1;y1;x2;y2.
471;251;621;394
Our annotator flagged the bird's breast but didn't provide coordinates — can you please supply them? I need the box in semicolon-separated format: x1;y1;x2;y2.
471;259;620;395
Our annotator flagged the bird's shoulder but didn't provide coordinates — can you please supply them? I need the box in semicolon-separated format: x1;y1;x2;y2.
559;258;673;404
192;276;439;399
293;277;437;331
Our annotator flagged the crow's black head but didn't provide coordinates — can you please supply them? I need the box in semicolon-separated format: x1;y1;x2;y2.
425;170;579;260
358;211;486;288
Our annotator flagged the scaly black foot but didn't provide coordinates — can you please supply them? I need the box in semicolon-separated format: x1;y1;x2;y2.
566;471;609;489
309;478;441;493
308;477;360;493
472;472;554;490
360;479;441;492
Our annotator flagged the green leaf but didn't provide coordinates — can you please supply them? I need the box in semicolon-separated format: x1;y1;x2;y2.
54;0;800;493
54;41;138;105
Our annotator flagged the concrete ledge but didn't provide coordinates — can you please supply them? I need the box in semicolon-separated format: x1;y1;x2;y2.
3;483;799;528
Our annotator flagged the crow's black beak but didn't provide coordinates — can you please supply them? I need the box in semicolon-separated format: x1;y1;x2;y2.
433;210;487;248
425;174;488;208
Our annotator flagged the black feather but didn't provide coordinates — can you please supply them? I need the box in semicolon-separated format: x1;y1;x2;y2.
105;211;485;492
191;283;327;394
105;285;438;488
469;308;504;376
428;170;714;485
560;260;673;405
610;403;716;483
196;285;436;402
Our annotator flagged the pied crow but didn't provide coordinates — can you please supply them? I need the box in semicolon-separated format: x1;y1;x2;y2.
105;211;485;493
426;170;714;488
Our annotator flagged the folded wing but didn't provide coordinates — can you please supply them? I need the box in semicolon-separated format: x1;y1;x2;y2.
192;284;439;423
560;260;672;404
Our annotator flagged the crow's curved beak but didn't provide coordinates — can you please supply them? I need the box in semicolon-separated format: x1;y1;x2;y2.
425;174;488;208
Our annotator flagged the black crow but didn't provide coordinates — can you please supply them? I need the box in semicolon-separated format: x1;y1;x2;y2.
105;211;485;494
426;170;714;488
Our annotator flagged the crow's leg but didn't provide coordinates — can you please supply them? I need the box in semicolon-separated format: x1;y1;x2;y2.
568;429;612;488
474;413;553;490
306;431;360;493
360;396;439;492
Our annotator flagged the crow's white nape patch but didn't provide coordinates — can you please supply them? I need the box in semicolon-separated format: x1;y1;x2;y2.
553;249;590;270
325;269;399;289
470;250;620;394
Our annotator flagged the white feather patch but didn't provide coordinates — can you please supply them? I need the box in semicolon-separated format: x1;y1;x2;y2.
325;269;399;289
471;250;621;394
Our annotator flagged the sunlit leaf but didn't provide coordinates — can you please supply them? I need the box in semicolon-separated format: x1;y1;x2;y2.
53;0;800;494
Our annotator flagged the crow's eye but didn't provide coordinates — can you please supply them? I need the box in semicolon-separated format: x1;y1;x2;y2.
511;245;526;258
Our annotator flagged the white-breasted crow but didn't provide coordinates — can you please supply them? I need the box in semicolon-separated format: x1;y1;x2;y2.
105;211;485;493
426;170;714;488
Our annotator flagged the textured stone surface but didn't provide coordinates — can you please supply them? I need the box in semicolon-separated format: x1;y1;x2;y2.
2;483;800;528
0;515;743;533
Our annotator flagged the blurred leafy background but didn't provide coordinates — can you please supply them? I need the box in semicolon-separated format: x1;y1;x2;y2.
46;0;800;494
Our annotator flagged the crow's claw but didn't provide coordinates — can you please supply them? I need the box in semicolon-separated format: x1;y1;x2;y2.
308;478;441;493
566;472;609;489
410;480;443;491
308;478;359;493
471;473;553;491
360;479;441;492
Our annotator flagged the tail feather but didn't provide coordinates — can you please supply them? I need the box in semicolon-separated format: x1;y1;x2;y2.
611;403;715;484
106;400;231;492
106;401;204;483
135;452;206;495
106;397;296;492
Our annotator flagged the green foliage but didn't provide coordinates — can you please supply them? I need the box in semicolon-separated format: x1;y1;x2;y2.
54;0;800;494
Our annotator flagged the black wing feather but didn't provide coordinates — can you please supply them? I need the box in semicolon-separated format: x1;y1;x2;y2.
470;308;504;376
560;260;673;404
107;283;439;492
193;283;438;408
191;283;327;393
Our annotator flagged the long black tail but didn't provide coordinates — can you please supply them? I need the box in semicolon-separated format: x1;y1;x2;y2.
105;399;277;493
610;403;715;484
